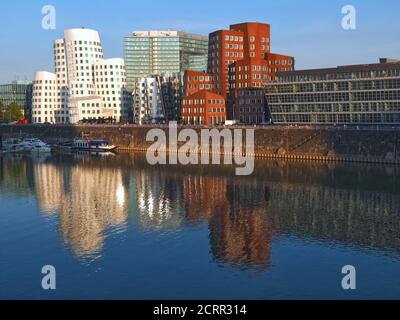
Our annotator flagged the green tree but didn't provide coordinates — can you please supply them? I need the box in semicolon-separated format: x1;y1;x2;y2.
0;99;5;121
5;103;23;121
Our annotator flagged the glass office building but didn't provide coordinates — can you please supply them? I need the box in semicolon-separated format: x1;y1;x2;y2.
0;81;33;118
266;59;400;124
124;31;208;91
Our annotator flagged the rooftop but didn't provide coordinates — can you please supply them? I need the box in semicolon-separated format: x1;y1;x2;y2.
128;30;208;41
277;59;400;77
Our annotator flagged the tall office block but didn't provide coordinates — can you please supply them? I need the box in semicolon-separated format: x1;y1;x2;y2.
124;31;208;91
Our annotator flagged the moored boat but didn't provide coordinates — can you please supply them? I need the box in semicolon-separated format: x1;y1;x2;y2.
22;138;52;153
1;138;23;152
73;138;117;153
1;138;52;153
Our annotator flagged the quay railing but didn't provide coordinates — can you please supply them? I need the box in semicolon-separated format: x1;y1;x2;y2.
3;123;400;132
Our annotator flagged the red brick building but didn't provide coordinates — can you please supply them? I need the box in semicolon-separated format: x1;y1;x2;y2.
183;22;295;125
182;90;226;126
229;55;294;90
265;53;295;82
184;70;216;97
207;28;246;96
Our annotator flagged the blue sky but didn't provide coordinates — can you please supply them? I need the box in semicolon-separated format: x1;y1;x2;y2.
0;0;399;83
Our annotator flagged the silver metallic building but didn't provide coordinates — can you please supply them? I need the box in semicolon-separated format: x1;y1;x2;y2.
132;72;184;124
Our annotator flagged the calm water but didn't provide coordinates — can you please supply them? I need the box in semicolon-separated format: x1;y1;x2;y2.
0;153;400;300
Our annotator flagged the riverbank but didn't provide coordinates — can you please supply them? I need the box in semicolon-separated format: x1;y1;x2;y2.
0;124;399;165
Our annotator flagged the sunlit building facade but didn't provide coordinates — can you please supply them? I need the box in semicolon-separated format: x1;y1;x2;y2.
32;28;131;124
132;72;184;124
124;31;208;91
266;59;400;124
183;22;295;124
182;90;226;125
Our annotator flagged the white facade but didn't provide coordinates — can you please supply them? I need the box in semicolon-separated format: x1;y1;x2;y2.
94;58;130;122
31;72;57;124
32;28;131;124
133;72;184;124
133;77;163;125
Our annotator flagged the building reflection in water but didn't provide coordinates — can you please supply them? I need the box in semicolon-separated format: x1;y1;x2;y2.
133;171;185;231
32;159;129;259
267;184;400;251
184;175;273;269
33;162;64;215
131;170;273;269
2;154;400;269
214;182;272;269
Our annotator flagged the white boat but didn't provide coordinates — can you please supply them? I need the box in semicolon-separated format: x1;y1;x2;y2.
1;138;52;153
73;138;117;153
30;144;52;153
1;138;26;153
22;138;52;153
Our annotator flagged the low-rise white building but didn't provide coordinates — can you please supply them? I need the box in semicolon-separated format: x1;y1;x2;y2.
31;72;57;123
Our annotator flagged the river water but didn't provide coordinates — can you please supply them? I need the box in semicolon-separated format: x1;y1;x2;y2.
0;153;399;299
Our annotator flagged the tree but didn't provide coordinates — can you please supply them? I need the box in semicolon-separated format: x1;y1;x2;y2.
0;99;5;121
5;103;24;121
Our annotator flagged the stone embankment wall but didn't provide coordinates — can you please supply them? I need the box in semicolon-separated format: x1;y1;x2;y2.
1;125;399;164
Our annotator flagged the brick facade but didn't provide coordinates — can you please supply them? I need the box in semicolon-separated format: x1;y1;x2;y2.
182;90;226;126
183;22;295;125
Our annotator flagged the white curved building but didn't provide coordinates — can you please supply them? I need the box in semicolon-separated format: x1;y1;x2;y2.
32;71;57;124
94;58;130;121
32;28;131;124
